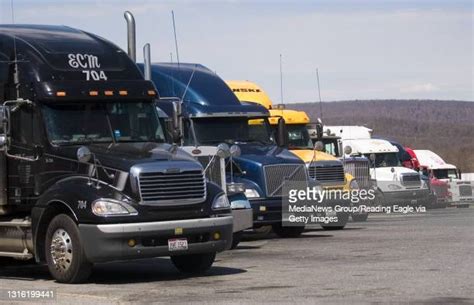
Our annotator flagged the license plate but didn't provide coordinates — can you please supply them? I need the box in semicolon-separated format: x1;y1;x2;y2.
168;238;188;251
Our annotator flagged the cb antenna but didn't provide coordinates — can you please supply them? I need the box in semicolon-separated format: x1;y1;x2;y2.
171;10;180;65
279;54;284;104
316;68;323;122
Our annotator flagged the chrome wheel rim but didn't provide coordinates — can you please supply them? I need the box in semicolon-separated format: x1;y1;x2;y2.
50;228;73;271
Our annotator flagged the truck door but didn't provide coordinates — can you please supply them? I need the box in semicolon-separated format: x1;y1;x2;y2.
7;105;43;206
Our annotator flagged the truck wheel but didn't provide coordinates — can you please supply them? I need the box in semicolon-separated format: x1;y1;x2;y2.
351;213;369;222
457;204;470;208
321;212;349;230
45;214;92;283
171;252;216;274
272;224;305;238
230;232;243;249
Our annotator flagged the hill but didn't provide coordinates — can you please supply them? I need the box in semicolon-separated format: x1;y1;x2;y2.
290;100;474;172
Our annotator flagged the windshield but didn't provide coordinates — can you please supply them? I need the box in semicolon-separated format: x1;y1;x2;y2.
43;102;166;145
364;153;400;168
189;117;274;146
285;124;312;149
433;169;458;179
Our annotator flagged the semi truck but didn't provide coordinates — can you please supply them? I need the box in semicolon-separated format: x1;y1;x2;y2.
0;24;233;283
414;150;473;207
142;63;310;238
227;81;371;223
342;139;431;207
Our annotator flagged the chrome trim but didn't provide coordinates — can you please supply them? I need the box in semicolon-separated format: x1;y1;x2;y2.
93;216;233;234
130;161;207;206
263;164;308;197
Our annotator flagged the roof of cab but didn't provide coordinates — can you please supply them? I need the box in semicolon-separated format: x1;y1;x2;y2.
413;150;456;169
344;138;398;155
268;108;310;125
226;80;273;109
0;24;142;82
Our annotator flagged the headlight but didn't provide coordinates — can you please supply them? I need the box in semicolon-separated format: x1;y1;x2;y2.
387;184;403;191
226;182;245;194
212;194;231;210
92;199;138;217
244;188;260;199
349;179;359;190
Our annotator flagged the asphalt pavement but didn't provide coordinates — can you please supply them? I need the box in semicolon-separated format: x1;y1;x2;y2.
0;207;472;304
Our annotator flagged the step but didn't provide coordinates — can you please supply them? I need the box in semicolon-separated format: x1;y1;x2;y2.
0;219;31;228
0;251;33;260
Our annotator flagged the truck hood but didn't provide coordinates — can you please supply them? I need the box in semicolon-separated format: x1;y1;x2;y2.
55;142;198;172
290;149;338;163
371;166;418;182
235;144;304;166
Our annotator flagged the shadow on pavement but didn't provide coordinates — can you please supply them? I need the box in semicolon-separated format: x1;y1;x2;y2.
0;257;246;285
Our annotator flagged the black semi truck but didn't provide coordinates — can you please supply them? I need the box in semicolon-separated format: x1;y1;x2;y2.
0;24;233;283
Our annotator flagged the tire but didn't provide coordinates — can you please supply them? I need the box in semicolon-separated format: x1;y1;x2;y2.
171;252;216;274
230;232;243;249
321;212;349;231
351;213;369;222
457;204;470;208
45;214;92;283
272;223;305;238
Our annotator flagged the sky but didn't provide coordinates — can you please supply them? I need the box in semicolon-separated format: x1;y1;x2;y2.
0;0;472;102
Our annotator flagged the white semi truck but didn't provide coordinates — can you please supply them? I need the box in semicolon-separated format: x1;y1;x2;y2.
414;150;473;207
343;139;431;207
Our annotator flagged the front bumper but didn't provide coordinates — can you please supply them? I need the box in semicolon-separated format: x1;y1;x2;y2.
231;208;253;232
381;189;431;206
79;216;233;263
249;198;283;227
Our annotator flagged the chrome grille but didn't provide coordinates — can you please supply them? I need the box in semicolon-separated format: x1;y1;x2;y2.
197;156;223;188
308;162;345;184
459;185;472;197
263;164;307;197
401;174;421;187
138;170;206;205
343;159;370;188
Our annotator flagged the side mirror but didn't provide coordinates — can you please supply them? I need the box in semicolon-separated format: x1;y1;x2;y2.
216;143;230;158
314;141;324;152
77;146;92;163
230;144;241;158
276;117;288;147
171;100;182;144
343;145;352;155
0;135;6;151
315;120;323;139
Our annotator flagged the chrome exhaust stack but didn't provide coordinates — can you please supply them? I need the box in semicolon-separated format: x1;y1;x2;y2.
124;11;136;62
143;43;151;80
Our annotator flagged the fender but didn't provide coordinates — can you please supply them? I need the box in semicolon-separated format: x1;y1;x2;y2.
31;176;126;262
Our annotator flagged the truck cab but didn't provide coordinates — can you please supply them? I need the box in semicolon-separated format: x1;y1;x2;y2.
343;139;431;207
0;25;233;283
414;150;473;207
144;63;310;238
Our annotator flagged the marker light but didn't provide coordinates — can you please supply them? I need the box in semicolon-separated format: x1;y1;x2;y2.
147;90;156;96
104;90;114;96
56;91;66;97
119;90;128;96
89;90;99;96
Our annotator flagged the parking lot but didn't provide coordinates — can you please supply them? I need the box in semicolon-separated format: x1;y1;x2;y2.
0;207;473;305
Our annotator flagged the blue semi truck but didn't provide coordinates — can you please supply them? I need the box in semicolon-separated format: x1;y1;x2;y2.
141;63;311;238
